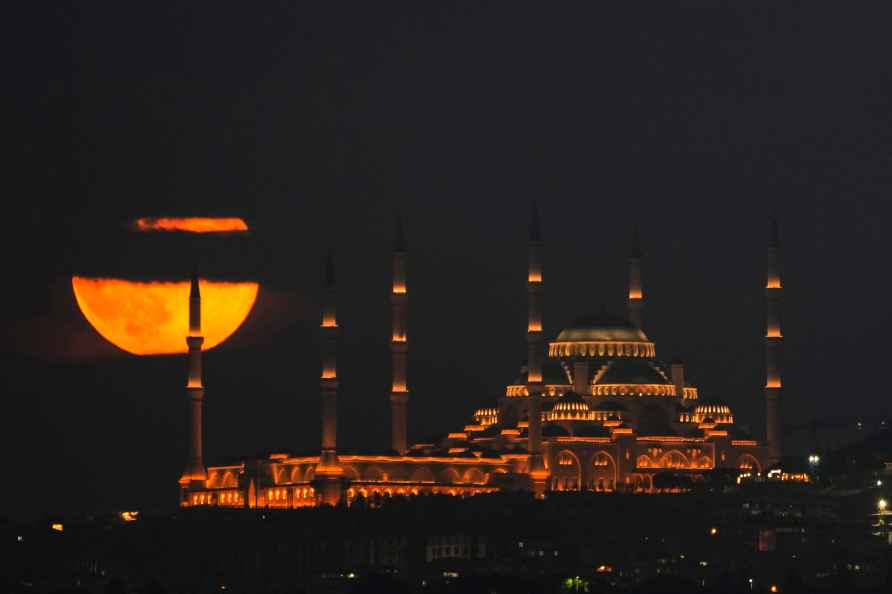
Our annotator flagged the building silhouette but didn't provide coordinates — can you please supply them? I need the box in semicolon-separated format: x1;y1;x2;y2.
180;206;784;508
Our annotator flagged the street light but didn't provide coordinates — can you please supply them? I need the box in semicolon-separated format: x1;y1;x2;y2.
880;499;888;512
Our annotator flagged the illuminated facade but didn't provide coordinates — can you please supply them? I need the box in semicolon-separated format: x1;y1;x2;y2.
181;209;781;508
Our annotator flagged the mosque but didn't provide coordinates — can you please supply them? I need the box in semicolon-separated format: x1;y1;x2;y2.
179;206;784;508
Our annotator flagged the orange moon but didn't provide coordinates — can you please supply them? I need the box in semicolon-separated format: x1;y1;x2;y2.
72;276;259;355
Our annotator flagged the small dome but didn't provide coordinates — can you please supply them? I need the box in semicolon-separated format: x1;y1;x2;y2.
545;391;594;422
473;407;499;427
552;391;589;412
694;404;732;416
553;401;591;413
555;313;649;343
680;401;734;425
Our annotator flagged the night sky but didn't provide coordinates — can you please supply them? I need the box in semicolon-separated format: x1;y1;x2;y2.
6;2;892;519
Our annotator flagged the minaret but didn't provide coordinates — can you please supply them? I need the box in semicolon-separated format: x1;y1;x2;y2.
390;214;409;454
627;226;644;328
765;216;783;466
316;249;343;504
526;202;548;495
180;270;207;487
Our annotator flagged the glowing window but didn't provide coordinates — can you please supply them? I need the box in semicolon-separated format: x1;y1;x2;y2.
557;452;576;466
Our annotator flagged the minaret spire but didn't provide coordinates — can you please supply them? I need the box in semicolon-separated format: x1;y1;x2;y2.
529;200;542;243
180;268;206;490
316;248;343;504
526;201;548;496
769;213;780;250
390;214;409;454
765;215;783;465
189;268;201;334
627;225;644;328
394;213;407;252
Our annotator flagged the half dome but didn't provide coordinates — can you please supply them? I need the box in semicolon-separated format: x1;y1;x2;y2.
679;401;734;424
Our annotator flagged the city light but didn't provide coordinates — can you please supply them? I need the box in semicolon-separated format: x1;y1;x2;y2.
709;527;718;536
807;454;820;465
879;499;888;512
120;511;139;522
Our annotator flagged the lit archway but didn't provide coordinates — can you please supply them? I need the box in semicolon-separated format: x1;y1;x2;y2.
440;467;460;484
462;468;486;484
592;451;617;491
552;450;581;491
220;470;237;488
737;454;761;474
660;450;689;469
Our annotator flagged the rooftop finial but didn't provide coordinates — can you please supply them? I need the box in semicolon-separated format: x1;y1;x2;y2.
631;225;642;259
530;201;542;242
394;213;407;252
769;213;781;249
324;248;335;289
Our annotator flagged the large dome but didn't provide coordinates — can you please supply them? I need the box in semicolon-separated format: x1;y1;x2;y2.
554;313;649;343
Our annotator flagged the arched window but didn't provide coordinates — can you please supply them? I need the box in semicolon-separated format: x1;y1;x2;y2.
552;450;581;492
593;452;611;467
737;454;761;474
411;466;435;483
440;467;460;484
662;451;689;469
